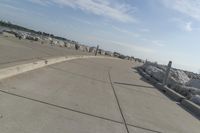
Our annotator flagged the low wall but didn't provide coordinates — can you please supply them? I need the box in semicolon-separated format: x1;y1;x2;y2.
0;55;115;80
137;67;200;119
181;99;200;117
163;86;185;102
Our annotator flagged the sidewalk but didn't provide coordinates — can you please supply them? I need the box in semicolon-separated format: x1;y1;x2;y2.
0;58;199;133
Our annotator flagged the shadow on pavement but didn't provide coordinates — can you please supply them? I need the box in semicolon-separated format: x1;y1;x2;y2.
177;103;200;121
114;82;155;89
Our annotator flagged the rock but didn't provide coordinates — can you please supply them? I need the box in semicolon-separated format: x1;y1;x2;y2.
58;41;65;47
89;47;96;53
129;56;135;61
75;44;79;50
2;30;16;37
142;62;198;99
85;46;90;52
166;69;190;89
113;52;128;59
20;33;27;39
135;58;143;62
51;40;59;46
186;79;200;89
64;42;76;49
124;56;130;60
82;45;88;52
190;95;200;106
98;49;105;55
143;62;190;86
14;32;22;39
57;41;64;47
75;44;87;52
144;65;165;82
64;42;69;48
113;52;120;57
119;54;126;59
185;71;200;79
45;37;53;41
26;35;38;41
172;85;200;97
105;51;113;56
169;69;190;85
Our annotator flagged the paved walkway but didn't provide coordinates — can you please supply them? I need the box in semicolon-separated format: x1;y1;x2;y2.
0;58;199;133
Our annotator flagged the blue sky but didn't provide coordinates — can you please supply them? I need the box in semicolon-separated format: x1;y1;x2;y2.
0;0;200;72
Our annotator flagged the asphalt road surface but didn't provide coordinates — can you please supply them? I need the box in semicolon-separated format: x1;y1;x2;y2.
0;58;199;133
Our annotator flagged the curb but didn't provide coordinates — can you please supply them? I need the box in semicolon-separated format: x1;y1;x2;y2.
138;68;159;85
137;67;186;102
137;67;200;118
155;83;165;91
163;86;185;102
0;55;115;80
181;99;200;117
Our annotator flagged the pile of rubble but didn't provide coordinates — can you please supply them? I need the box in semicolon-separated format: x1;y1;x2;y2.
0;29;141;62
142;61;200;106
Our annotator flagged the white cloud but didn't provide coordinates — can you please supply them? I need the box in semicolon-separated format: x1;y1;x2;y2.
184;22;193;31
170;18;194;32
111;25;140;37
0;3;26;12
162;0;200;21
152;40;165;47
140;38;165;47
0;2;44;16
28;0;136;23
140;28;150;32
109;40;154;53
72;17;93;25
28;0;52;6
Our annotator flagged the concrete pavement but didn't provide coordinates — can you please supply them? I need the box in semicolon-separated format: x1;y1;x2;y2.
0;37;91;68
0;58;199;133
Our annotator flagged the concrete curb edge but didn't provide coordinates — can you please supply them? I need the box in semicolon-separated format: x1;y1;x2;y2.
0;55;116;81
137;67;200;118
